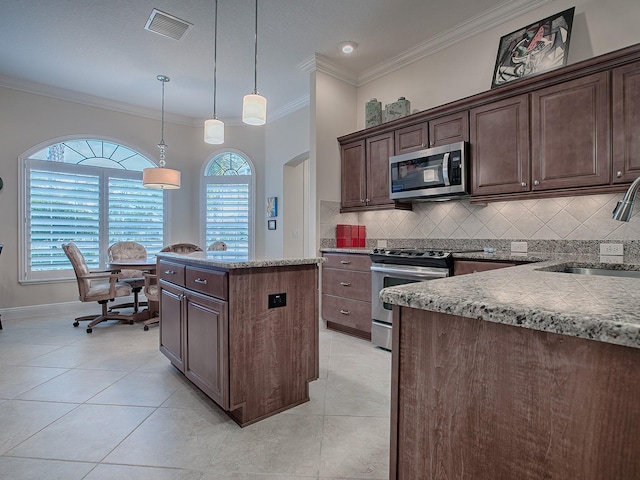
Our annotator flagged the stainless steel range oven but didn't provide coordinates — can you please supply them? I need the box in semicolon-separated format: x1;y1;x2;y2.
370;249;452;350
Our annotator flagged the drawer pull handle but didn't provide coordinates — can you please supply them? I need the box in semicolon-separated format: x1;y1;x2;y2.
340;282;351;286
194;278;208;285
340;309;350;315
164;270;176;275
340;260;351;264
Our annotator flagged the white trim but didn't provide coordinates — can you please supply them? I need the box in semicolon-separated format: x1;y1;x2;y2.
18;135;166;283
0;301;105;320
0;74;197;126
200;149;256;259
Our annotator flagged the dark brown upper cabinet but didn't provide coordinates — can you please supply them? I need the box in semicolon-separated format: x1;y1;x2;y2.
531;71;610;191
394;111;469;155
612;60;640;183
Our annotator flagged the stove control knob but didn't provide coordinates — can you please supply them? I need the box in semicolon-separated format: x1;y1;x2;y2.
428;251;436;256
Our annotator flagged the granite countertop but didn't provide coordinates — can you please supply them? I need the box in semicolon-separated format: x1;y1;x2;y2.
381;253;640;349
157;251;324;270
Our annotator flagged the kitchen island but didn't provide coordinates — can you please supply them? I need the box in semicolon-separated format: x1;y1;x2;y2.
156;251;322;427
382;254;640;479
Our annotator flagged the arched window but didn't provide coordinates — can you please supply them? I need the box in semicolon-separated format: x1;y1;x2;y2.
203;151;254;258
20;138;164;282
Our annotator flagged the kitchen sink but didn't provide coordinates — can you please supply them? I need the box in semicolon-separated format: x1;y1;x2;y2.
560;267;640;279
536;262;640;278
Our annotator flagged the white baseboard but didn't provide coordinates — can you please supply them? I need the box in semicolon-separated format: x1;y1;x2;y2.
0;294;144;320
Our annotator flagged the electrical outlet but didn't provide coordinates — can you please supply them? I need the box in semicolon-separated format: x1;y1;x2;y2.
510;241;528;253
268;293;286;309
377;239;388;248
600;243;624;256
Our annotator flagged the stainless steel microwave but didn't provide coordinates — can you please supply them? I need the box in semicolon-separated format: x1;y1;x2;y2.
389;141;468;201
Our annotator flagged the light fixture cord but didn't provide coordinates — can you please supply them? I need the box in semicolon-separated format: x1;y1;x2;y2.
213;0;218;118
159;76;167;168
253;0;258;94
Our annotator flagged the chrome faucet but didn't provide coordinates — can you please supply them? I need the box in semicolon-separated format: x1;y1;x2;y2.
613;176;640;221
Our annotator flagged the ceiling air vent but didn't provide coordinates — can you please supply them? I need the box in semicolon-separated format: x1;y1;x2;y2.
144;9;192;41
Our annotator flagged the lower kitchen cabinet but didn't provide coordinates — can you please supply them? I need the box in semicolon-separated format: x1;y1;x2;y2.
184;290;227;408
390;307;640;479
158;258;319;427
322;252;372;339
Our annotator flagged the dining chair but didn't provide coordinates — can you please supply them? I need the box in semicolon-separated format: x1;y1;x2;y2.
208;241;227;251
141;272;159;331
160;242;203;254
62;242;133;333
107;241;148;312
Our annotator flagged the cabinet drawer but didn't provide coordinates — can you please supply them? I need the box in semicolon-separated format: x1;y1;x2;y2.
158;260;186;286
322;294;371;333
186;266;227;300
323;253;371;272
322;268;371;302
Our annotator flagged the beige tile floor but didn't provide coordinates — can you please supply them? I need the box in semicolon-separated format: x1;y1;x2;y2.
0;314;391;479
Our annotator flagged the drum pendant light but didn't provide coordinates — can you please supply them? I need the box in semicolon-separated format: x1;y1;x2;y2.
204;0;224;144
242;0;267;125
143;75;181;189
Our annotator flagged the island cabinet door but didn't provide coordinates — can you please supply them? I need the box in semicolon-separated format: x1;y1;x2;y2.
184;290;229;410
159;280;184;371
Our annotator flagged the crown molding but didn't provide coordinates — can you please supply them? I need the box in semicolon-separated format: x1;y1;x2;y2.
358;0;555;85
194;95;310;128
296;0;555;88
0;73;195;126
299;54;359;86
270;95;310;121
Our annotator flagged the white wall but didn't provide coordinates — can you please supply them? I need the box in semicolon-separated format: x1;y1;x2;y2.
312;70;358;254
263;107;310;259
0;87;265;309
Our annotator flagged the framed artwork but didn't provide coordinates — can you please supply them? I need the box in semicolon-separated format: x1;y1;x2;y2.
267;196;278;217
268;219;277;230
491;7;575;89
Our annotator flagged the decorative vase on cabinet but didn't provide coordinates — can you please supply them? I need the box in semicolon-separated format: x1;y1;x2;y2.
365;98;382;128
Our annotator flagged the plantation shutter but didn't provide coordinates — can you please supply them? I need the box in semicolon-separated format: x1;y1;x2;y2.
206;183;249;256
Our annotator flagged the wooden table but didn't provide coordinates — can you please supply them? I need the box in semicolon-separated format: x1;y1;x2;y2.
106;256;157;321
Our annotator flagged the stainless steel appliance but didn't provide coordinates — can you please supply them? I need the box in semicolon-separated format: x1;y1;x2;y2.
389;141;468;201
370;248;452;350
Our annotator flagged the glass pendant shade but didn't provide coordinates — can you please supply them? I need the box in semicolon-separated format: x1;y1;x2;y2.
204;118;225;144
143;167;181;189
242;93;267;125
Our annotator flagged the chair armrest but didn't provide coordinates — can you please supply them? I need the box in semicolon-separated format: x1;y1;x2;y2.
79;271;121;280
143;272;157;286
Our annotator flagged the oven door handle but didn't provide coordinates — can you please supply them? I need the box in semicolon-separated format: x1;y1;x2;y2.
370;265;448;279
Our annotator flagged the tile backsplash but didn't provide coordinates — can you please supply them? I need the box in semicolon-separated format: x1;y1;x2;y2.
320;193;640;243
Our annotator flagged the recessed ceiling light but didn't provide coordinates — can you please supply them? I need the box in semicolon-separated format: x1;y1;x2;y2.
339;41;358;54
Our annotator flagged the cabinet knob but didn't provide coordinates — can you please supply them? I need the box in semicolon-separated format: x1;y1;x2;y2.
533;180;540;186
421;143;425;148
365;198;370;203
339;309;351;315
617;171;623;178
164;270;176;275
194;278;208;285
340;282;351;286
429;141;434;147
340;260;351;264
521;182;527;187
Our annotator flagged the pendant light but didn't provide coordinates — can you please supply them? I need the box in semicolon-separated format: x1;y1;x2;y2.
242;0;267;125
204;0;224;144
143;75;181;189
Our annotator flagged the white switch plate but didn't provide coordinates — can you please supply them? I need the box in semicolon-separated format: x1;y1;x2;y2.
600;243;624;256
511;241;528;253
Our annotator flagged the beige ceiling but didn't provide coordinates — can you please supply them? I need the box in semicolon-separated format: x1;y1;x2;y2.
0;0;551;123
